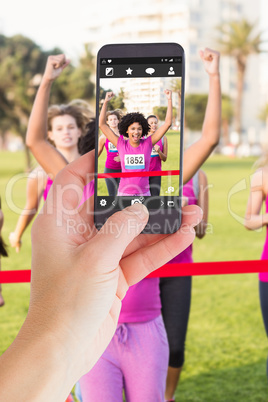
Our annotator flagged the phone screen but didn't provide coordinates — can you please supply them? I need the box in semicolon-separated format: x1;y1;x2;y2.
95;43;184;234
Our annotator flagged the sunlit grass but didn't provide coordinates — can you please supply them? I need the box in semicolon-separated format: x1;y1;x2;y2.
0;150;267;401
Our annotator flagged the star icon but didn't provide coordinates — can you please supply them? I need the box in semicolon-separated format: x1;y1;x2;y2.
126;67;133;75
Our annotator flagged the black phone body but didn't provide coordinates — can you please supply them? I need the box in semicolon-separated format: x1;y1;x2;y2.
94;42;185;234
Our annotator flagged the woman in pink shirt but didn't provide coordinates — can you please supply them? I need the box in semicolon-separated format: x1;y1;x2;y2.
0;198;8;307
244;159;268;379
147;114;168;196
98;109;122;196
99;90;172;196
9;103;91;253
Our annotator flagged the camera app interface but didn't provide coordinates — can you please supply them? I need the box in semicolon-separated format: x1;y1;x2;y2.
96;55;182;212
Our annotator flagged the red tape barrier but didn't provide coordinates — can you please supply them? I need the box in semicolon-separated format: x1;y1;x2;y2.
98;169;180;179
0;260;267;284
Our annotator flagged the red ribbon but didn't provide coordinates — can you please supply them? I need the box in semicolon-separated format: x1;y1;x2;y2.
0;260;267;284
98;170;180;179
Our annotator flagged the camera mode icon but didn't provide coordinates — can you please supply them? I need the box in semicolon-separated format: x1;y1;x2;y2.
131;198;142;205
105;67;114;76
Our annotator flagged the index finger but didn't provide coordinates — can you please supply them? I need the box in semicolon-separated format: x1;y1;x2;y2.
120;205;203;286
45;151;95;214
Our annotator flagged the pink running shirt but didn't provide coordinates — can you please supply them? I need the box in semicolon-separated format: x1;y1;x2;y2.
43;177;94;207
104;139;121;170
116;136;153;195
119;278;161;323
169;175;198;264
260;195;268;282
149;137;164;172
43;177;53;201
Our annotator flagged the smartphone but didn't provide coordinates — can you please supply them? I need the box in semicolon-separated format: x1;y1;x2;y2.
94;42;185;234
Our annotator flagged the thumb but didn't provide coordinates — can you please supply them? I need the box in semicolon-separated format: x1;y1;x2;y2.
94;203;149;263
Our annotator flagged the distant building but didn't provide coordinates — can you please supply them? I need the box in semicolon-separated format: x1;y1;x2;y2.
87;0;261;141
111;77;179;118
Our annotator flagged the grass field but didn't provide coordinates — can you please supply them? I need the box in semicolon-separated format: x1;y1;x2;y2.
0;150;267;401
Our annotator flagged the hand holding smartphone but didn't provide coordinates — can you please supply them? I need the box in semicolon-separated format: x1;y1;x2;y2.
94;43;185;234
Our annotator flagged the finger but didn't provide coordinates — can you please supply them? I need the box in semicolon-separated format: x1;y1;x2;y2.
91;203;149;265
50;55;70;73
199;49;204;60
122;204;199;257
46;150;95;212
203;48;217;61
120;205;203;285
51;54;66;67
60;59;71;71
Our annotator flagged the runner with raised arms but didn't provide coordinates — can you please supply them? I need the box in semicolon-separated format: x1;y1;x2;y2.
99;89;172;196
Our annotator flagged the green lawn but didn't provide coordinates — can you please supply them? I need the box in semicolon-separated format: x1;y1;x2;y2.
0;150;267;401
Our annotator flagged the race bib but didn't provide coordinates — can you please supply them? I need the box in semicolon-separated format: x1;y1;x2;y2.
151;146;159;157
124;154;145;169
108;142;118;152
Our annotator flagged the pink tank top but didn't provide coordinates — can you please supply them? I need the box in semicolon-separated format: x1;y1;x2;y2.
260;195;268;282
149;137;164;172
116;136;152;195
104;139;121;170
43;177;53;201
119;278;161;323
119;174;199;323
169;175;198;264
43;177;94;207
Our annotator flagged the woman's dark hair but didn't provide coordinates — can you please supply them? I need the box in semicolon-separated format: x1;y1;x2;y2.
147;114;158;122
0;236;8;257
0;198;8;257
47;102;94;151
79;119;96;155
106;109;123;122
118;112;150;137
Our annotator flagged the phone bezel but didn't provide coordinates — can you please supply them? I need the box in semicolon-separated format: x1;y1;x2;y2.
94;42;185;234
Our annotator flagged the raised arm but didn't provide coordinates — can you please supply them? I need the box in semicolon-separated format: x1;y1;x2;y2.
99;92;119;147
244;168;268;230
9;167;47;252
195;170;209;239
183;48;221;184
26;55;70;177
154;136;168;162
151;90;172;146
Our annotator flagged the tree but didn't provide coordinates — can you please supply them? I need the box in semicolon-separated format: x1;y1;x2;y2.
184;94;208;131
0;34;49;168
99;87;125;112
222;95;234;145
171;78;182;124
52;43;95;104
153;106;167;122
259;103;268;136
0;36;95;169
217;19;263;141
